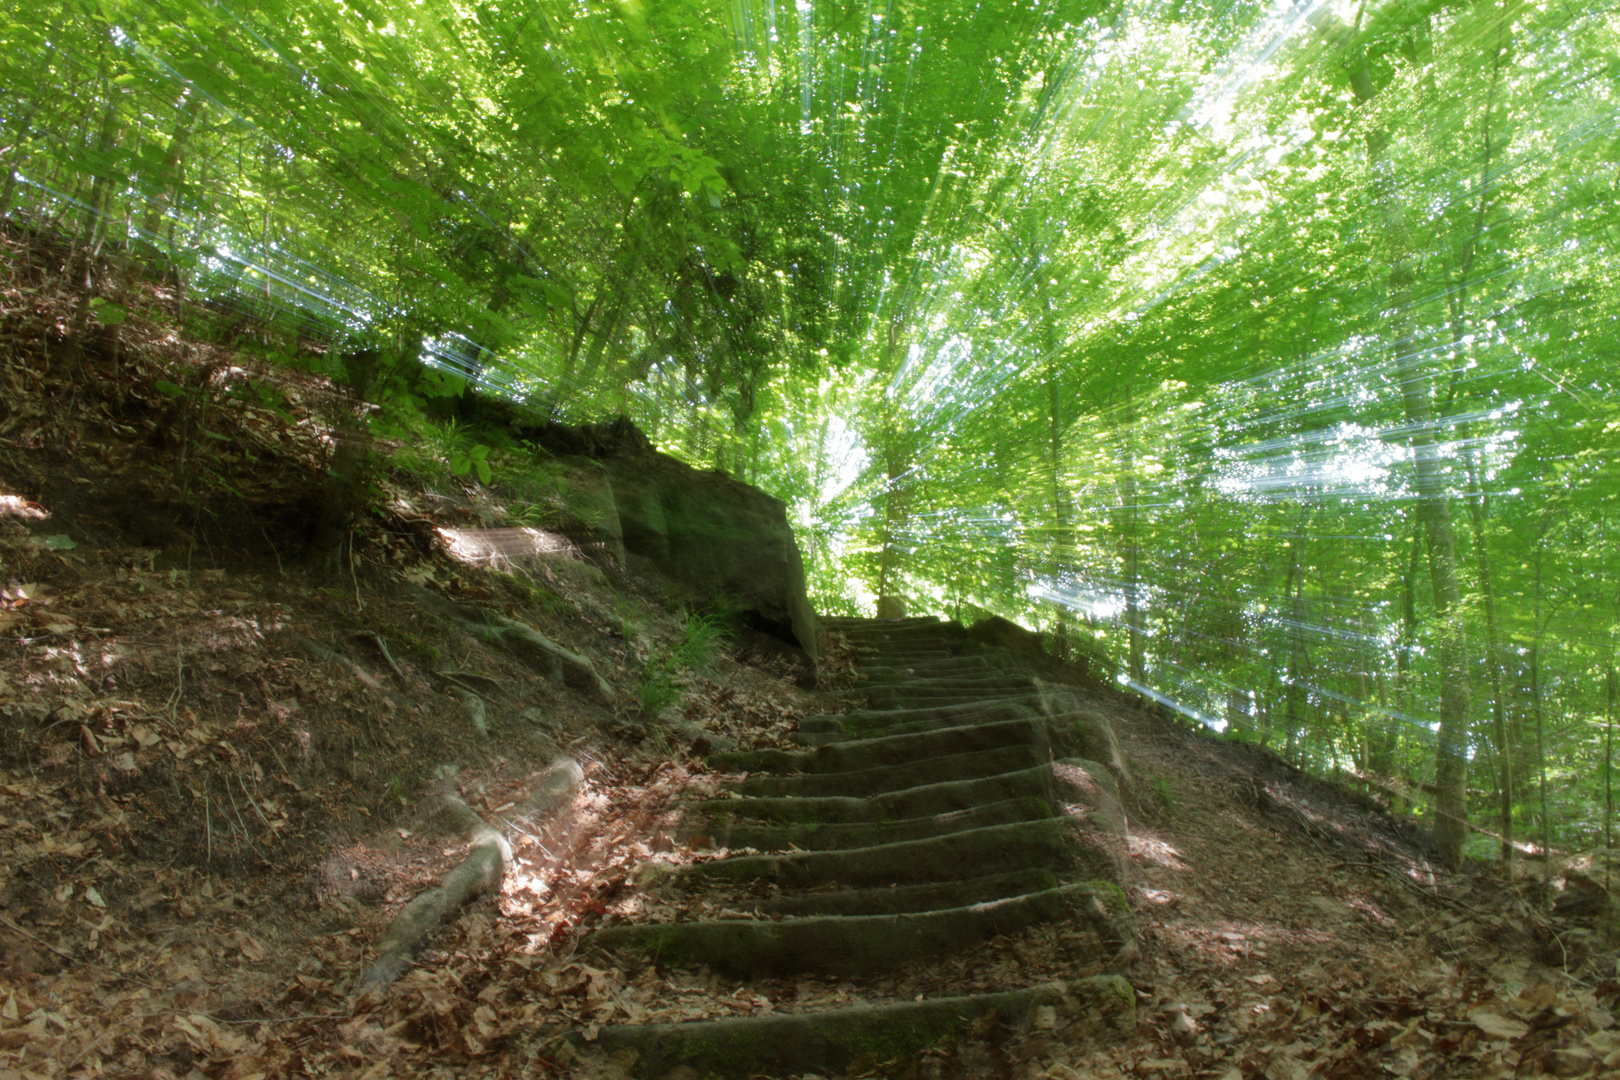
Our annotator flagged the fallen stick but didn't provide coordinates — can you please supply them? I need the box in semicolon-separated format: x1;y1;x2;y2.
355;757;582;996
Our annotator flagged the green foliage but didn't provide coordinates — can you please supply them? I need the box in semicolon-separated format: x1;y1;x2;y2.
636;608;734;718
668;610;733;675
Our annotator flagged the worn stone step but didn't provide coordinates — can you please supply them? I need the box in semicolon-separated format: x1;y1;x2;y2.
712;716;1048;776
866;677;1040;698
682;816;1111;891
577;975;1137;1079
797;698;1043;740
589;882;1130;979
861;654;1019;679
864;687;1039;709
730;743;1047;799
822;615;949;630
803;709;1123;784
691;795;1053;852
756;867;1061;916
692;759;1092;826
808;694;1081;738
851;649;958;665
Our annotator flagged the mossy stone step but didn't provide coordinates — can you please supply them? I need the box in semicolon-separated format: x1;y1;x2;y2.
589;882;1131;978
860;654;1019;678
755;866;1060;916
578;975;1137;1079
729;743;1046;799
682;816;1108;890
688;794;1053;852
861;657;1019;680
864;688;1041;709
691;760;1090;825
798;698;1042;735
711;716;1048;776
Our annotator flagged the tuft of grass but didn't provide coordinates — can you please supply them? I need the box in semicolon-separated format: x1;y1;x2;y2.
637;666;682;718
635;608;734;718
669;609;732;673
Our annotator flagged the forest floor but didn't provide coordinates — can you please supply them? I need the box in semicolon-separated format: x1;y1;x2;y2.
3;229;1620;1080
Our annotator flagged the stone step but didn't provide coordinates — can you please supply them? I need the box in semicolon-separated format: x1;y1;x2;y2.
757;866;1061;916
681;816;1115;892
690;794;1053;852
860;654;1020;679
579;975;1137;1078
797;698;1043;737
712;716;1049;776
821;615;947;629
865;675;1040;695
690;760;1088;826
850;647;958;664
864;687;1039;709
729;742;1047;799
588;881;1130;979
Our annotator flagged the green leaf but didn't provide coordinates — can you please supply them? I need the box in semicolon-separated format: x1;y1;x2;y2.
43;534;77;551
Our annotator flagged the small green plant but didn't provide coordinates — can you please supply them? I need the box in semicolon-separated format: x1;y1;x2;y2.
615;598;649;641
637;664;682;718
450;442;493;484
1155;777;1176;814
669;609;732;673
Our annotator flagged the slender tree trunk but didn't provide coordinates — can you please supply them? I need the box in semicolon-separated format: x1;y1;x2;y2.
1343;6;1472;868
0;103;36;217
1283;508;1310;764
141;94;200;244
1118;379;1145;683
79;87;124;250
1605;664;1617;907
1044;312;1070;659
1532;542;1551;891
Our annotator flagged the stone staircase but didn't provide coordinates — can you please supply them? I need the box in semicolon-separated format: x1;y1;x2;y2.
577;616;1138;1077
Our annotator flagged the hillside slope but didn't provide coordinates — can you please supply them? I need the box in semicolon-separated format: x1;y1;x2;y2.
2;230;1617;1079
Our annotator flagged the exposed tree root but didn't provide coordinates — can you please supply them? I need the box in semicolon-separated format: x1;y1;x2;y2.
401;586;615;702
355;758;582;996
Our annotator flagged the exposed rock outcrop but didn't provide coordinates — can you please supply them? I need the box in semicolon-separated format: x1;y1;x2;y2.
517;416;818;663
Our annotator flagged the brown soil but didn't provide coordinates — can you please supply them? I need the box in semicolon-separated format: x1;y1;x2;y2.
2;226;1616;1080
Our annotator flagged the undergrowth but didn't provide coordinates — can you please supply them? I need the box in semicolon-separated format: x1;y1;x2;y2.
638;609;735;718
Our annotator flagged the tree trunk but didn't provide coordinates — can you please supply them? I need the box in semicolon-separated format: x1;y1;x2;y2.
140;93;201;247
1356;93;1472;869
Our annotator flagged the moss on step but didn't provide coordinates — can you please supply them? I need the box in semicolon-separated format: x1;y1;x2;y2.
730;743;1046;799
681;816;1092;890
575;974;1136;1078
756;867;1061;916
710;716;1046;776
590;882;1131;978
689;795;1053;852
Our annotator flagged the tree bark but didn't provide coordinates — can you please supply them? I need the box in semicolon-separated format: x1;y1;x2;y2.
1350;42;1472;870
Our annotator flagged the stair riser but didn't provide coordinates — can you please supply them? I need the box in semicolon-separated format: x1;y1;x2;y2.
684;817;1107;890
590;883;1128;979
712;717;1047;776
690;795;1053;852
583;975;1136;1079
731;743;1046;799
